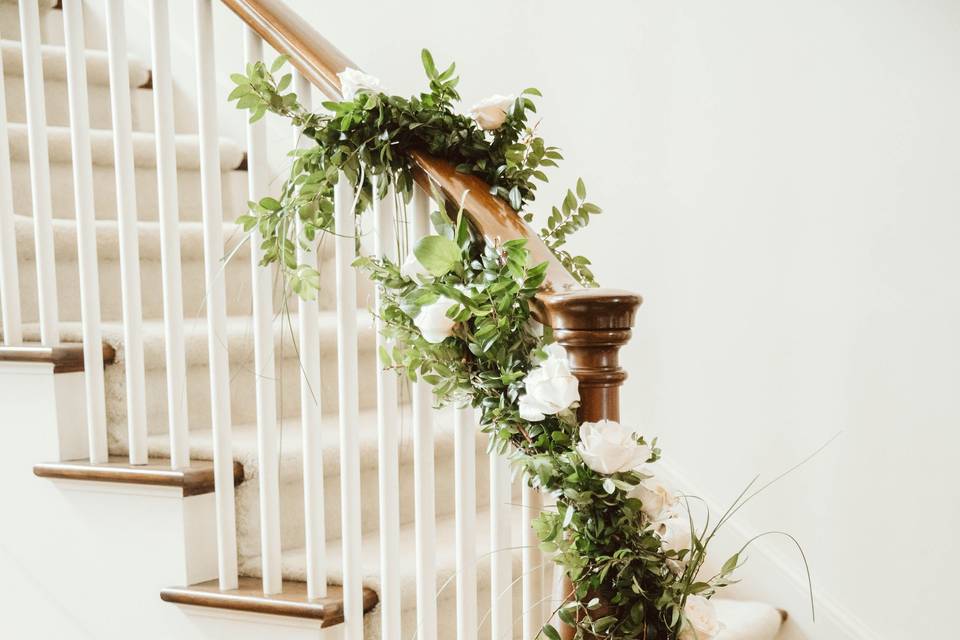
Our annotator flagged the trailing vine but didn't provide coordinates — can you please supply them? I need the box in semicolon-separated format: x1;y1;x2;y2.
229;51;808;640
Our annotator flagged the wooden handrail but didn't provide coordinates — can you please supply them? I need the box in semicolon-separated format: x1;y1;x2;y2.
218;0;642;365
220;0;579;293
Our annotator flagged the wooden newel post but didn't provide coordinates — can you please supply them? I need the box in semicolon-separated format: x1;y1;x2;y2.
536;288;642;640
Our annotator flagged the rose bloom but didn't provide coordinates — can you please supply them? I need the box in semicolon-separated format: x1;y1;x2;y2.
412;296;457;343
337;67;382;101
400;253;432;284
653;508;692;555
678;595;722;640
576;420;652;475
469;94;515;130
517;343;579;421
630;475;677;521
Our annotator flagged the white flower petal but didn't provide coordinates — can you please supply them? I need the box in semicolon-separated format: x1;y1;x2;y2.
468;94;515;131
413;296;457;344
337;67;382;101
576;420;651;475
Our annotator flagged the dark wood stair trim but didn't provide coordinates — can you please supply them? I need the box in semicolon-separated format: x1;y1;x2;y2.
33;457;244;497
0;343;116;373
161;577;378;626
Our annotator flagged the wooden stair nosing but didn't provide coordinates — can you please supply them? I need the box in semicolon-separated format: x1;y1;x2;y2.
160;577;378;626
33;457;244;497
0;343;115;373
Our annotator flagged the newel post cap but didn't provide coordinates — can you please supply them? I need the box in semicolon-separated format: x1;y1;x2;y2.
534;288;642;331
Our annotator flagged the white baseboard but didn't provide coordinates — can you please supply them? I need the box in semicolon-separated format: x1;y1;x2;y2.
654;460;883;640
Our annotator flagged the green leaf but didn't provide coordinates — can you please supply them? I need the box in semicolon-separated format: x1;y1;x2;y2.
540;624;561;640
413;235;461;277
260;197;282;211
721;552;740;575
576;177;586;199
270;54;289;73
421;49;437;79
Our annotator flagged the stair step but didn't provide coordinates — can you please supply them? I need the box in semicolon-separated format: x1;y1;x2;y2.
1;39;149;86
138;405;492;560
241;506;526;640
6;123;247;221
160;577;378;627
11;214;372;323
0;1;65;48
32;456;242;497
15;310;379;443
12;215;253;322
2;38;154;130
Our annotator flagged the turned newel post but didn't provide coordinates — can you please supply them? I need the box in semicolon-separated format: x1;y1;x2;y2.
537;288;642;422
536;287;642;640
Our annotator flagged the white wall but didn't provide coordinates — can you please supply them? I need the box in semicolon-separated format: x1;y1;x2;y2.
237;1;959;638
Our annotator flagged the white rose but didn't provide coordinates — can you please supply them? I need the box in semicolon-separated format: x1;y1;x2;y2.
653;509;692;556
576;420;652;475
678;596;722;640
517;343;580;421
413;296;457;344
469;94;515;131
400;253;432;284
630;476;677;521
337;67;382;101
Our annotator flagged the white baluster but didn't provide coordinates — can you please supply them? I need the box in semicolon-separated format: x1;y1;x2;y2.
62;0;108;464
0;25;22;346
148;0;190;470
193;0;238;590
411;185;438;640
294;72;327;601
334;173;362;638
17;0;58;345
244;27;282;598
455;406;478;640
373;175;400;638
105;0;148;465
522;482;545;638
489;449;513;640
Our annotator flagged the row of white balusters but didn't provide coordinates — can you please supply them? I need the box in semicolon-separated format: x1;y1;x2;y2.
0;0;549;638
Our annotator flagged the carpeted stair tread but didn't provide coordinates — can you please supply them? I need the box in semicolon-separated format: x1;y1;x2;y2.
6;122;245;171
1;38;150;87
15;310;374;367
12;214;247;262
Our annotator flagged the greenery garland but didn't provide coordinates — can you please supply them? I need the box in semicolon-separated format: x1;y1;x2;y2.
228;51;791;640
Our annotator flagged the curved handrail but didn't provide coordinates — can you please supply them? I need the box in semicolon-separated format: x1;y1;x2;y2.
219;0;641;330
220;0;577;290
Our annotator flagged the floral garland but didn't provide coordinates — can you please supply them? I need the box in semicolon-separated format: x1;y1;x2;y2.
230;51;758;640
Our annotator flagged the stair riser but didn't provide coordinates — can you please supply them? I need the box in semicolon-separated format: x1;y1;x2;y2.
104;325;379;447
236;429;494;561
10;159;247;222
3;74;154;131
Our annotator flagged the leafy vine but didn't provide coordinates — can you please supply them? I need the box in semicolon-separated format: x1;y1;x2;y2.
229;51;806;639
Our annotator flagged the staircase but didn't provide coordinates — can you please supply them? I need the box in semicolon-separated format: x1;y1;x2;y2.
0;2;789;639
